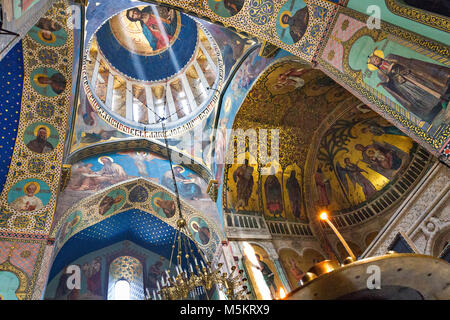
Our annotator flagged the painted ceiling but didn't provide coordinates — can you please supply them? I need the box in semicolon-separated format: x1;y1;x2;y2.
222;57;429;221
0;41;23;192
48;208;204;282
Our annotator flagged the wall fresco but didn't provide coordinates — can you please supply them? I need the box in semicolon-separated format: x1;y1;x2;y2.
318;9;450;161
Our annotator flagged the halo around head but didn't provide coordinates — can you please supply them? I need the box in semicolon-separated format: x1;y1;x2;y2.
33;125;51;138
23;181;40;194
38;31;56;43
173;165;185;173
190;220;200;230
33;74;51;88
98;156;114;164
279;10;292;28
153;197;163;208
367;49;385;71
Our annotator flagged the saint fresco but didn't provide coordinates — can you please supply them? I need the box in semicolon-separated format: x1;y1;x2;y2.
24;124;55;154
207;0;245;18
151;191;176;219
367;50;450;123
29;17;68;47
188;217;211;246
315;106;415;212
30;67;67;97
349;36;450;131
8;179;50;212
243;244;283;300
99;189;126;216
276;0;310;45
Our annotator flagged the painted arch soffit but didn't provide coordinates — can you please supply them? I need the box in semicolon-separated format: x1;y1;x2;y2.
51;178;224;258
317;7;450;163
0;0;74;236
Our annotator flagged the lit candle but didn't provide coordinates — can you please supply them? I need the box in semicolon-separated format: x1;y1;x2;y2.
156;280;160;290
194;258;198;265
190;263;194;273
153;290;157;300
165;270;170;278
200;260;205;269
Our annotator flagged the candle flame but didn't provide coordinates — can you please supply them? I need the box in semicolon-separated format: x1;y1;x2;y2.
320;211;328;220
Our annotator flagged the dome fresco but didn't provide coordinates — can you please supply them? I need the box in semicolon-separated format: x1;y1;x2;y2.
83;4;224;137
96;7;197;82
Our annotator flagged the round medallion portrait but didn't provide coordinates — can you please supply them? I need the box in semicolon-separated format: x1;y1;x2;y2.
28;17;68;47
276;0;309;45
23;122;59;154
99;189;126;216
188;217;211;246
58;210;83;244
207;0;245;18
30;68;67;97
110;6;181;56
151;191;176;219
7;179;51;212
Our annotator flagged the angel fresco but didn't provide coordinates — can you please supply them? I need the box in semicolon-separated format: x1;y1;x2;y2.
233;159;254;210
264;175;283;218
355;141;407;179
368;51;450;123
337;158;377;200
272;67;311;91
126;7;177;51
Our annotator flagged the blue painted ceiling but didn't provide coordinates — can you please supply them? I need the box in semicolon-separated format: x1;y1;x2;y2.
49;209;204;281
0;41;23;192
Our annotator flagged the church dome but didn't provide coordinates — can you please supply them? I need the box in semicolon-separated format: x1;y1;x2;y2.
82;5;224;138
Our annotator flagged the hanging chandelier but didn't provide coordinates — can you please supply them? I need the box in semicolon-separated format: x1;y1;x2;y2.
87;25;250;299
146;216;250;300
143;120;249;300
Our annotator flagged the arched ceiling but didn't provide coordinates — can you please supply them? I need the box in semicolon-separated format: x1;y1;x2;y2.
222;56;431;227
48;209;205;282
231;59;350;169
